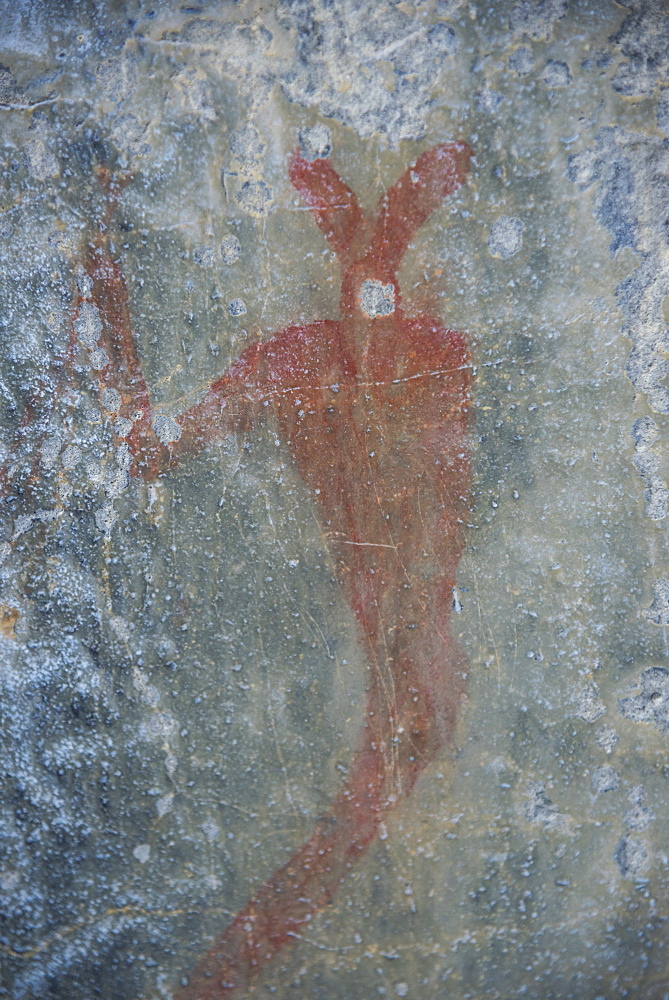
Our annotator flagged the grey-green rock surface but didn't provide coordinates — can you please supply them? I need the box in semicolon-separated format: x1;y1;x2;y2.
1;1;668;998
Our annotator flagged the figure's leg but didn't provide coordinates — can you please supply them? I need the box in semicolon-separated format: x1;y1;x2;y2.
174;623;464;1000
175;693;390;1000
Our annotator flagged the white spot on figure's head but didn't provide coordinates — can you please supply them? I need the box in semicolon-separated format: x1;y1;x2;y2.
360;279;395;318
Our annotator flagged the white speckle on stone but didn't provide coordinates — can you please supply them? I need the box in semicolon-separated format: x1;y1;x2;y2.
133;843;151;864
487;216;523;259
360;279;395;318
85;458;104;483
298;124;332;161
395;984;409;998
229;298;247;317
153;414;182;445
220;234;241;265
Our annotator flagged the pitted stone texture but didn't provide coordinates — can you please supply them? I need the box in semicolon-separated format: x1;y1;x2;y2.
568;128;669;414
610;1;669;96
276;1;460;146
619;666;669;731
643;579;669;626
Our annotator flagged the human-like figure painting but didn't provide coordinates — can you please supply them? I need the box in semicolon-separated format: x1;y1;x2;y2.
73;137;473;997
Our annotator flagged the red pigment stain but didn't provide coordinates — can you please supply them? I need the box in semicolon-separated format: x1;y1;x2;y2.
77;141;473;997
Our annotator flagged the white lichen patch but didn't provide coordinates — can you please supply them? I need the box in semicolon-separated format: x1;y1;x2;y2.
631;416;668;520
101;386;121;413
298;124;332;161
90;347;109;370
13;508;61;539
360;279;395;318
61;445;82;471
73;301;102;349
40;436;61;469
575;683;606;723
487;216;523;259
229;123;265;165
229;298;247;317
153;414;182;445
643;579;669;626
193;244;215;267
509;0;567;41
113;417;133;438
220;234;241;265
156;793;174;818
236;179;272;216
542;59;572;88
133;843;151;864
94;501;117;537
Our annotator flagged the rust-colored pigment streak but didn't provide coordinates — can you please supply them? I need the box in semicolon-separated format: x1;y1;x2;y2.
77;142;473;998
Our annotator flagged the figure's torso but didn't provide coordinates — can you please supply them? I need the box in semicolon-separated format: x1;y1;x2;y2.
262;317;471;636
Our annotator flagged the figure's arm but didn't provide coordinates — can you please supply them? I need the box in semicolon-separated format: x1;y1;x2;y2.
369;142;473;270
74;193;271;481
168;341;268;460
288;150;367;262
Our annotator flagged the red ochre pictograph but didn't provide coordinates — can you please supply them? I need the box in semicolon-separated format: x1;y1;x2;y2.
75;139;473;997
